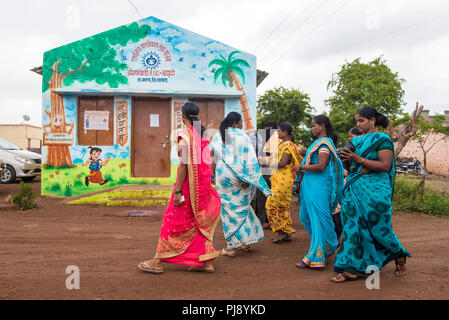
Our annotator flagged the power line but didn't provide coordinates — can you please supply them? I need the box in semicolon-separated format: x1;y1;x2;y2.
337;11;449;53
253;1;309;53
127;0;143;19
257;0;330;63
264;0;351;69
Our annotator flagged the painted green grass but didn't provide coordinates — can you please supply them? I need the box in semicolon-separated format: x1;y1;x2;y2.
67;189;171;207
42;159;177;198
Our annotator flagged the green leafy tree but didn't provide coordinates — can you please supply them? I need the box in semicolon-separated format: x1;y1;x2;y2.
257;87;314;146
42;22;150;167
209;51;254;130
326;56;406;140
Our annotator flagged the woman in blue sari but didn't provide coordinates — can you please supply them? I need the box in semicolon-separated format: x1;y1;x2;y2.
295;115;344;269
331;106;410;283
211;112;272;257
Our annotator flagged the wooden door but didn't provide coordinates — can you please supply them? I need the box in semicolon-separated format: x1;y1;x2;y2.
190;99;224;139
132;98;171;178
78;97;114;146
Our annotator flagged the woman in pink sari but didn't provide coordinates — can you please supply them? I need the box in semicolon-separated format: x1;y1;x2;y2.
138;102;222;274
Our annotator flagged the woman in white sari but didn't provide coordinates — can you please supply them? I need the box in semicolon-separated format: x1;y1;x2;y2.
211;112;272;257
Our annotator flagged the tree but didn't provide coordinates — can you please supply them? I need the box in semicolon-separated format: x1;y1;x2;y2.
42;22;151;167
411;114;449;203
257;87;314;146
326;56;406;140
387;102;424;158
209;51;254;130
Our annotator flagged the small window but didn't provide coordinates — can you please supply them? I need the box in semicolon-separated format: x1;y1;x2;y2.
78;97;114;146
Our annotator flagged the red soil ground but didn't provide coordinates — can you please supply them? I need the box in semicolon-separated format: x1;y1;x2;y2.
0;180;448;300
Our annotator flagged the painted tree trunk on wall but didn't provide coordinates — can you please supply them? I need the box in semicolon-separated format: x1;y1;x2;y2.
230;72;254;130
45;61;74;168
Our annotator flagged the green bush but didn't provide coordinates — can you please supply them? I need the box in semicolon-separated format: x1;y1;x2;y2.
64;183;73;197
393;178;449;217
50;183;61;192
9;181;38;210
119;176;129;184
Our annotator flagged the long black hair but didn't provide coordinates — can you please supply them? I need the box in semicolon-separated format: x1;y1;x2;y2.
182;102;205;136
278;122;295;143
356;105;389;128
313;115;338;145
219;112;242;144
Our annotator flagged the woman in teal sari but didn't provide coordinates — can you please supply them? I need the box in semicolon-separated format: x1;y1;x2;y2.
211;112;272;257
331;106;410;283
295;115;344;269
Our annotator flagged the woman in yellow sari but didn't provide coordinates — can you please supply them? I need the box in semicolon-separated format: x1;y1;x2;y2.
263;122;302;243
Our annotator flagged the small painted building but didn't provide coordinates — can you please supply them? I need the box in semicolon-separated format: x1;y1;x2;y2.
38;16;266;198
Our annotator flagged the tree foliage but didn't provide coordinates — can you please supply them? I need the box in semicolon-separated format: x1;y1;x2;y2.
42;23;151;92
326;56;406;138
257;87;314;146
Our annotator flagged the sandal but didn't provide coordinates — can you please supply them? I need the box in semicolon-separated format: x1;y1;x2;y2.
218;248;236;258
296;261;310;269
188;265;215;273
138;261;164;274
330;272;358;283
394;256;407;277
236;245;251;252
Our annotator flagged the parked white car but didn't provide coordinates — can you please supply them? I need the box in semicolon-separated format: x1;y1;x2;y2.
0;138;41;184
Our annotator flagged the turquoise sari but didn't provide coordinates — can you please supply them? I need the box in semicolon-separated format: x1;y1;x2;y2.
299;137;344;268
334;132;410;276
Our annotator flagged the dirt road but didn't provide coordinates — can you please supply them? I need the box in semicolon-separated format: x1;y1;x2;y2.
0;181;448;300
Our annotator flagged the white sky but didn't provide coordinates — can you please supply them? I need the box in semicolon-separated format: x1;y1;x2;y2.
1;0;449;127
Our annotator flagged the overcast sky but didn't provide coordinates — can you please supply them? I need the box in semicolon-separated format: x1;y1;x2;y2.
1;0;449;127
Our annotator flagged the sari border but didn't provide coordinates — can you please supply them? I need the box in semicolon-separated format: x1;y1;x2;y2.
155;247;189;260
199;251;219;262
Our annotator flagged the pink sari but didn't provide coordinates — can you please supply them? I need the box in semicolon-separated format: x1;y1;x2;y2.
155;126;221;267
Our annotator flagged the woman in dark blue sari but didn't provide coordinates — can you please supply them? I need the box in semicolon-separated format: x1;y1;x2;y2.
331;106;410;283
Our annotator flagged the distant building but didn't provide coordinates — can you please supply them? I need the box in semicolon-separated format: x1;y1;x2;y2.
421;109;449;126
0;124;42;153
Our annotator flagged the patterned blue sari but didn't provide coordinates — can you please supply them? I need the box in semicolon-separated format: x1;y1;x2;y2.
211;128;272;249
334;132;410;276
299;137;344;268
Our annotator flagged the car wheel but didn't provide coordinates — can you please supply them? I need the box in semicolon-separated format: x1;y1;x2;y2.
1;165;16;184
22;176;36;182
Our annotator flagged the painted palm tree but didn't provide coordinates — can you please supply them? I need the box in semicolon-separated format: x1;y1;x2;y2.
209;51;254;130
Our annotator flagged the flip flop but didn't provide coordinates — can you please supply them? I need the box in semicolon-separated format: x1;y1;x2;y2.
330;272;358;283
187;266;215;273
219;248;236;258
138;262;164;274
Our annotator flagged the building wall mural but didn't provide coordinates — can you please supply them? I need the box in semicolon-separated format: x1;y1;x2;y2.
41;16;257;197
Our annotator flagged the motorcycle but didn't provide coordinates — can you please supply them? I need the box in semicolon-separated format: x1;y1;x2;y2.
395;158;426;175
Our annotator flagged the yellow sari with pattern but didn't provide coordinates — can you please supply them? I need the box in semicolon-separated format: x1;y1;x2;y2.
266;140;302;234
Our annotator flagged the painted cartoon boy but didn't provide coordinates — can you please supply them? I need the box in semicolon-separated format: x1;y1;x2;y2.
83;147;111;186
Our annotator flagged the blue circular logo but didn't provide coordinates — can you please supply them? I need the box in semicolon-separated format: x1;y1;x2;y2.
142;52;161;70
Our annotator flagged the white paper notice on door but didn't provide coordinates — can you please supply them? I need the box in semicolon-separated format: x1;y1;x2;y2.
150;114;160;127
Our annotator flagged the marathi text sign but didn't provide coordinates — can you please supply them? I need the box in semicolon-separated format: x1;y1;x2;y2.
116;101;129;147
43;133;73;146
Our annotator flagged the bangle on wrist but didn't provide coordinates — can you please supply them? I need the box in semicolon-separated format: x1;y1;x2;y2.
360;158;366;165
